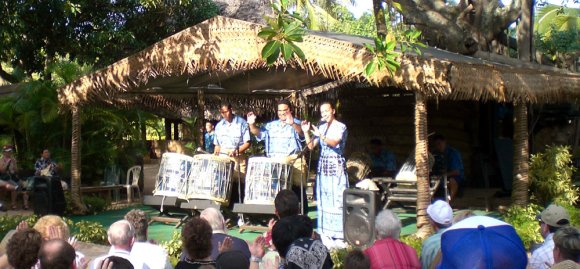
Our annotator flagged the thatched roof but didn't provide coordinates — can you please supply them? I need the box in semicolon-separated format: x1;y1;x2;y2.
58;16;580;114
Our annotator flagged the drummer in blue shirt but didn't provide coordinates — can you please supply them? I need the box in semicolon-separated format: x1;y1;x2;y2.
214;103;251;204
247;99;307;213
431;134;465;201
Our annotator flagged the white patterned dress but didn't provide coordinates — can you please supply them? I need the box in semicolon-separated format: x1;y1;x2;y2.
316;120;348;240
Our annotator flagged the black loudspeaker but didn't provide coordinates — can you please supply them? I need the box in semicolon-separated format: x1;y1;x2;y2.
32;176;66;216
343;188;378;248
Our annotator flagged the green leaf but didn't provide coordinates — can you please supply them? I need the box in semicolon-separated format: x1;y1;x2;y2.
266;45;281;65
364;59;377;76
261;40;282;59
386;40;397;51
364;43;376;53
287;42;305;60
285;34;304;42
392;2;403;12
258;28;277;40
281;43;293;61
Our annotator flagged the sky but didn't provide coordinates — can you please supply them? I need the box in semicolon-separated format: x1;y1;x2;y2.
345;0;579;18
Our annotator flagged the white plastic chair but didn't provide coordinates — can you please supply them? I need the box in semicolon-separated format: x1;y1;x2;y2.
125;166;142;203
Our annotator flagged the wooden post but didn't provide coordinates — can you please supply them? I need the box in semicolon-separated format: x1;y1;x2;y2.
173;120;179;140
164;118;172;140
197;89;205;148
71;106;87;213
415;93;432;237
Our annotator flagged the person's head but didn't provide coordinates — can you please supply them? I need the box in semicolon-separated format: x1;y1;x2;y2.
100;256;135;269
369;139;383;155
182;217;213;260
7;228;43;269
216;251;250;269
432;134;447;153
38;239;76;269
107;220;135;250
538;204;570;237
427;200;453;230
3;144;14;157
320;100;336;123
33;215;71;240
274;189;300;218
375;209;401;240
124;209;149;242
452;210;475;224
272;215;313;258
205;121;215;133
553;226;580;263
277;99;293;121
344;249;370;269
200;207;227;234
219;103;233;122
42;149;51;159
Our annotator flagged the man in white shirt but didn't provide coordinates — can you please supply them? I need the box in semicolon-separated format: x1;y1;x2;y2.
125;209;173;269
91;220;150;269
529;204;571;269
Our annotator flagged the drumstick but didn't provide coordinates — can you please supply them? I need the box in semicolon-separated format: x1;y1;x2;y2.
196;147;211;154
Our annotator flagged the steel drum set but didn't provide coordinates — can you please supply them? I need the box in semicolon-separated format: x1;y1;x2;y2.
153;153;293;206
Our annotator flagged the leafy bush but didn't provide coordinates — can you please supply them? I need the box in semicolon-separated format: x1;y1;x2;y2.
160;231;182;267
72;220;107;245
400;235;424;257
330;247;351;269
530;145;579;206
82;196;110;214
0;215;38;239
502;204;544;250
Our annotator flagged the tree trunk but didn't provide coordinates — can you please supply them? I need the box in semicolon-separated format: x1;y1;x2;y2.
71;106;87;214
197;89;205;148
415;93;432;238
373;0;388;38
511;0;533;207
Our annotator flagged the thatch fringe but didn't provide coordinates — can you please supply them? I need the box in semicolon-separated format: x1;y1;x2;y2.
58;16;580;109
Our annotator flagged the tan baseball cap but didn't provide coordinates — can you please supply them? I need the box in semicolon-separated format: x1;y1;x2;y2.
538;205;570;228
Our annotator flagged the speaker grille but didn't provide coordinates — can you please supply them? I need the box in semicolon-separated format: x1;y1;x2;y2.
344;209;373;247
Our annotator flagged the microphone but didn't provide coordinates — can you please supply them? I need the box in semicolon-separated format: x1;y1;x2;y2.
196;147;210;154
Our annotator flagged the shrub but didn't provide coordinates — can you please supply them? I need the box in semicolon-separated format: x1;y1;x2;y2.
82;196;110;214
72;220;107;245
160;231;182;267
530;145;578;206
0;215;38;239
502;204;543;250
329;247;351;269
400;235;424;257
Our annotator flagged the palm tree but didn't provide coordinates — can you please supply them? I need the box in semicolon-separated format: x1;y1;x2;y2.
535;4;579;37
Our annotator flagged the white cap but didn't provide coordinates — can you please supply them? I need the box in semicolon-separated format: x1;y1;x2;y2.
427;200;453;225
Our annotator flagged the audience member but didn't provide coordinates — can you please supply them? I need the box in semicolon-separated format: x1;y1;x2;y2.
420;200;452;269
452;210;474;224
368;139;397;177
551;227;580;269
176;217;217;269
364;210;420;269
272;215;314;260
180;208;249;261
33;215;87;268
439;216;527;269
215;251;249;269
285;237;333;269
38;239;76;269
124;209;173;269
96;256;135;269
264;190;301;247
91;220;149;269
6;228;43;269
344;249;370;269
529;204;571;269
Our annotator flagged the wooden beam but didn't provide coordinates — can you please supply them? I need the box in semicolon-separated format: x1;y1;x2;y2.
197;89;205;148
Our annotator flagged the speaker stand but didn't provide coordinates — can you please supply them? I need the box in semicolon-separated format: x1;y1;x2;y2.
232;203;275;233
144;195;189;227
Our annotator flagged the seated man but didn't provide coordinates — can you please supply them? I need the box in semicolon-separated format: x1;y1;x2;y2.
364;209;420;269
125;209;173;269
420;200;453;269
6;228;43;269
368;139;397;177
35;149;58;177
38;239;76;269
179;207;250;262
431;134;464;201
0;145;26;210
91;220;150;269
529;204;571;269
551;227;580;269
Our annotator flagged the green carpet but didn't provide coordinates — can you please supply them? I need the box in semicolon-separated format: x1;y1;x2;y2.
70;204;499;244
